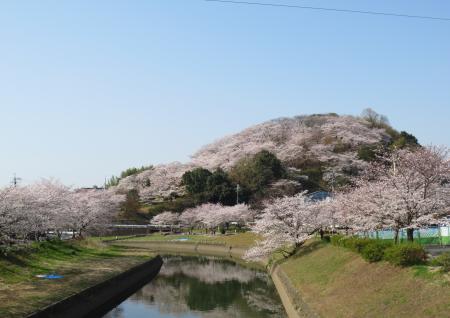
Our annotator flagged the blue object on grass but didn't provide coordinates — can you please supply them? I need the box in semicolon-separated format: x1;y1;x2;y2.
45;274;63;279
36;274;63;279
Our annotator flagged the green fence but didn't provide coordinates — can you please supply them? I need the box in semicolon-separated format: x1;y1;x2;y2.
364;226;450;246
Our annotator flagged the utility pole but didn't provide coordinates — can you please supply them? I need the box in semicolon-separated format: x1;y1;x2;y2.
236;184;240;205
11;173;22;187
392;145;398;176
329;170;336;193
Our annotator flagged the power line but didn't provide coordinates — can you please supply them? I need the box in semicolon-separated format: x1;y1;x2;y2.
204;0;450;21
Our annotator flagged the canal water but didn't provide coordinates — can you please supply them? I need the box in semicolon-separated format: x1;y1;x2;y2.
103;255;287;318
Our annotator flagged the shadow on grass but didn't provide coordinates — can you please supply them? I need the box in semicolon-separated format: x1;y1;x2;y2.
270;240;326;268
290;241;326;261
2;253;28;267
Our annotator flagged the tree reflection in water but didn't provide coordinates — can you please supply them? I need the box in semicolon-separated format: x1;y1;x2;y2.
104;255;286;318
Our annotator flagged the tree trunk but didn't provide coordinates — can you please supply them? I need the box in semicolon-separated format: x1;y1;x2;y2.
407;228;414;242
319;229;324;240
394;229;399;244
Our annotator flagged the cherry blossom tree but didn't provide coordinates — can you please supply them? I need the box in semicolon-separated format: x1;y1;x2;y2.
178;208;200;234
0;180;73;243
244;192;327;261
194;203;225;234
65;189;124;238
115;162;195;202
0;180;124;244
151;211;180;232
0;186;26;244
335;146;450;242
177;203;253;234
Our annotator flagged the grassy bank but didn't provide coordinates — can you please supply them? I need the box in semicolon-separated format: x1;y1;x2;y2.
108;231;259;248
0;240;155;318
279;241;450;318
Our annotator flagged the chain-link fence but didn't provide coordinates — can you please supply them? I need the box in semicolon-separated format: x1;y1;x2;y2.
364;226;450;246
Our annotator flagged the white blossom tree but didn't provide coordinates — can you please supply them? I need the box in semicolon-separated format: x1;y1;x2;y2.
151;211;180;232
178;208;199;234
336;146;450;242
176;203;253;235
65;189;124;238
244;192;327;261
0;180;124;244
0;186;27;244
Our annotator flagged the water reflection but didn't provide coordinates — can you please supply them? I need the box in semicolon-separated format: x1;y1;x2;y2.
104;255;286;318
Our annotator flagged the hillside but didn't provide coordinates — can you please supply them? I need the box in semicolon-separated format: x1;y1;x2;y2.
279;241;450;317
115;112;405;203
192;113;388;170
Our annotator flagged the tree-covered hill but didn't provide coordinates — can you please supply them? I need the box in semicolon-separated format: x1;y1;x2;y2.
112;109;418;213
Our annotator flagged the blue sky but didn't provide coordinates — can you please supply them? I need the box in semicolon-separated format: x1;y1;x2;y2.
0;0;449;187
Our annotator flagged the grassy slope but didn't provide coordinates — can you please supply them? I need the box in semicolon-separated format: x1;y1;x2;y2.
280;241;450;318
0;240;155;318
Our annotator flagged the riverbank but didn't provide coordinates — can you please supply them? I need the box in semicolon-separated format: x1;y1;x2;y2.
112;234;450;318
29;256;163;318
279;240;450;318
0;240;156;318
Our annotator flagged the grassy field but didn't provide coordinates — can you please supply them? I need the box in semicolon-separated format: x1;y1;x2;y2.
0;239;155;318
111;232;259;248
279;241;450;318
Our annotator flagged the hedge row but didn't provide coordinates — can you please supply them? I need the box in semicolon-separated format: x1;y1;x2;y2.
430;252;450;272
329;235;427;266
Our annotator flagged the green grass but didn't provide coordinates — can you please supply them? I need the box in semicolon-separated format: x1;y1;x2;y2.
279;241;450;318
0;240;123;284
0;239;155;318
119;232;259;248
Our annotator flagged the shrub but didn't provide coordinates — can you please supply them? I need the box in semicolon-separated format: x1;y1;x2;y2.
384;243;427;266
341;237;371;253
357;144;378;162
330;235;345;246
229;150;285;194
333;141;352;153
321;235;331;243
331;235;372;252
361;240;393;263
430;252;450;272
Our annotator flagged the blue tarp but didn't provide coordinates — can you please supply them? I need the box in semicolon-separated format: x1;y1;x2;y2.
36;274;64;279
173;238;189;242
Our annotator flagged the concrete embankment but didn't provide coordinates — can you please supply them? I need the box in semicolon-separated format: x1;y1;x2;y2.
112;240;247;258
27;255;163;318
112;240;315;318
270;266;318;318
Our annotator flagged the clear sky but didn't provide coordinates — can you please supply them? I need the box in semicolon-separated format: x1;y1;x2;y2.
1;0;449;187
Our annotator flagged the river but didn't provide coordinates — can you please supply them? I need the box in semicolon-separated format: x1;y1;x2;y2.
103;255;287;318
